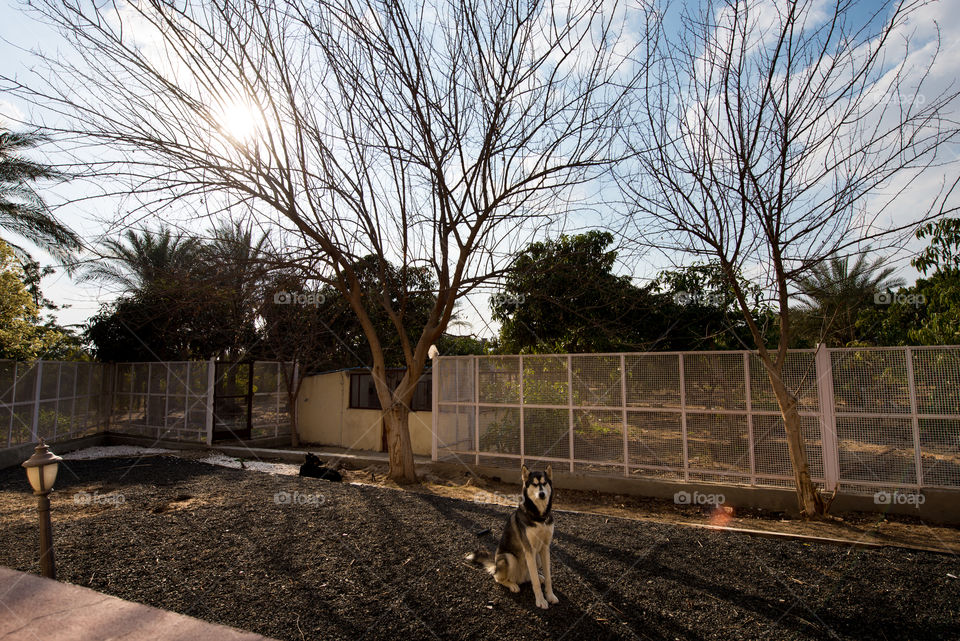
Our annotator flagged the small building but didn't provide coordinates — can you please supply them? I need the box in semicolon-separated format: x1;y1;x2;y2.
296;368;433;455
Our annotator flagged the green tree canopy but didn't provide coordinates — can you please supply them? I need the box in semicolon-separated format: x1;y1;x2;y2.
491;231;666;353
0;240;71;360
83;225;265;360
259;255;440;371
854;222;960;346
794;253;904;347
491;232;762;353
0;127;82;265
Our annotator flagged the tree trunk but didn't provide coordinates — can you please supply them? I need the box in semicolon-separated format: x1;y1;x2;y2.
768;373;825;517
383;403;418;484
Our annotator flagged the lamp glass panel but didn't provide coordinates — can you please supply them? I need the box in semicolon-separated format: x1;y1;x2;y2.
25;463;58;493
43;462;58;491
26;466;41;493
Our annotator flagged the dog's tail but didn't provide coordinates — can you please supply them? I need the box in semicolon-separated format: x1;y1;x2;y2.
465;548;496;574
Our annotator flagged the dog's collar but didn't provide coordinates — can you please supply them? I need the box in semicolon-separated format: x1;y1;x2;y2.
521;501;551;522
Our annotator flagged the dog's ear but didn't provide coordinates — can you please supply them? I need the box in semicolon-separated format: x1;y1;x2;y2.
545;464;552;481
521;464;529;483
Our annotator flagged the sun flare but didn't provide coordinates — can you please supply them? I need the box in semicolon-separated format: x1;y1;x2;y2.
218;100;261;142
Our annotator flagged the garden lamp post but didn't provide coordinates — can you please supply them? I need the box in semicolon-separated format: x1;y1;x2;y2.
22;439;63;579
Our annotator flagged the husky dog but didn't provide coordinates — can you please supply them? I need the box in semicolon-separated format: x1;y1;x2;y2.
299;453;343;482
466;465;559;609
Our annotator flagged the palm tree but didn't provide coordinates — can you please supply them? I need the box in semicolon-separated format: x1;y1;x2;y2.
0;127;82;264
795;252;905;346
81;226;202;291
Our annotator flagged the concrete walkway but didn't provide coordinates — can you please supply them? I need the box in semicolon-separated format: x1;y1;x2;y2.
0;566;278;641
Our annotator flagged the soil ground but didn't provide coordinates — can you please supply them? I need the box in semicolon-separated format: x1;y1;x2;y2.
207;446;960;554
348;462;960;555
1;455;959;640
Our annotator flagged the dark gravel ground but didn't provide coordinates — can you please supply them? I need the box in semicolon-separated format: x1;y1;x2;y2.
1;456;958;641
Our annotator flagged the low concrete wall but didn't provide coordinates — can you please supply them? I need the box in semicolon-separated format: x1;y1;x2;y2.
433;461;960;525
296;371;432;456
0;433;107;470
5;432;954;524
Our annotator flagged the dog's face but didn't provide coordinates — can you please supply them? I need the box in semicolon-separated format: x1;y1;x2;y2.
304;453;321;466
521;464;553;513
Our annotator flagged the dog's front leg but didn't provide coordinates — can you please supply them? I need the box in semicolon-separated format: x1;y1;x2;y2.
524;550;548;609
541;547;559;604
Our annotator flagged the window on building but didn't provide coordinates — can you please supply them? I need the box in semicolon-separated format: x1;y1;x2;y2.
349;369;432;411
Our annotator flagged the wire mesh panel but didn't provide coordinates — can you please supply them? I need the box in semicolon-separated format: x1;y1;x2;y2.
624;354;681;408
685;412;750;483
436;357;460;403
626;410;683;479
0;361;13;447
571;355;622;407
750;352;819;413
478;406;521;456
912;348;960;415
250;361;292;440
430;348;960;498
918;418;960;488
831;349;910;414
0;360;113;447
684;353;746;411
573;409;623;473
752;414;824;487
524;408;570;459
436;404;475;458
836;416;917;491
523;356;568;406
478;356;519;404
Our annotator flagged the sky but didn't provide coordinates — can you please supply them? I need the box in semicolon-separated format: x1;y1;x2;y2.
1;0;959;341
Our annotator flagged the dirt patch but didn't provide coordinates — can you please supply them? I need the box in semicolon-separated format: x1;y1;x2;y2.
1;456;959;641
324;462;960;555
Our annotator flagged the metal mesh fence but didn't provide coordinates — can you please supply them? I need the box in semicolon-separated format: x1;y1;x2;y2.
434;346;960;495
2;359;292;449
112;361;211;441
1;361;112;447
250;361;292;440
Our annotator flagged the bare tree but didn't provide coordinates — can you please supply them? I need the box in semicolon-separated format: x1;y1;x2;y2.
5;0;647;481
621;0;959;515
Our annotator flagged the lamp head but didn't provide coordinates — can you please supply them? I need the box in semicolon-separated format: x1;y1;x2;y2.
22;439;63;495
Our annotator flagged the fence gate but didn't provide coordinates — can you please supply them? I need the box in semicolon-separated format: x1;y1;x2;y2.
212;361;253;441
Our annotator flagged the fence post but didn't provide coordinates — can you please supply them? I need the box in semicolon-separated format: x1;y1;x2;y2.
53;361;62;442
815;344;839;493
904;347;923;489
519;355;524;467
31;360;43;442
621;354;629;478
678;354;689;482
567;355;574;474
744;352;756;485
431;357;439;462
8;362;18;447
472;356;479;465
205;358;216;446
